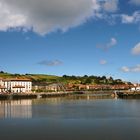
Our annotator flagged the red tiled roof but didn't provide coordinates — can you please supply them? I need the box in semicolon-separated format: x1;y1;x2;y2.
4;78;31;82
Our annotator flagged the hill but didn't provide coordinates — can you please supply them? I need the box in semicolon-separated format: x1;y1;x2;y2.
0;71;132;86
0;71;60;84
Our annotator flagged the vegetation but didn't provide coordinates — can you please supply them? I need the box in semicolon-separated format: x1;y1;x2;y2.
0;72;59;84
60;75;129;85
0;71;132;85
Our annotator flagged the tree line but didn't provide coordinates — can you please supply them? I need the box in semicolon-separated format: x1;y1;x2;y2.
61;75;132;85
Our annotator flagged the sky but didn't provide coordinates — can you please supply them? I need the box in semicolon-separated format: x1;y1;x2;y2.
0;0;140;82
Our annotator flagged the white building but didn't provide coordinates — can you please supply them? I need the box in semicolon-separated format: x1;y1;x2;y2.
0;78;32;93
130;87;140;91
136;87;140;91
0;79;6;93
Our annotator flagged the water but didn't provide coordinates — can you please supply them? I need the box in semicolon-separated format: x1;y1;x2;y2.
0;94;140;140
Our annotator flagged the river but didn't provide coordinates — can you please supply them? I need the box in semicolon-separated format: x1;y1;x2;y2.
0;94;140;140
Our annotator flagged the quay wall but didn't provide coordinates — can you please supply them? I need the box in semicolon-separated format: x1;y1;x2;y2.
0;90;115;100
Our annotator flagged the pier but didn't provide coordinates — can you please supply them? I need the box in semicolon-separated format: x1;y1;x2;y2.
116;91;140;98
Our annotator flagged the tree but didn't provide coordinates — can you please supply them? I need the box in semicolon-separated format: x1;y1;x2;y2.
84;75;88;78
62;75;68;78
84;78;92;84
94;79;100;84
0;71;4;73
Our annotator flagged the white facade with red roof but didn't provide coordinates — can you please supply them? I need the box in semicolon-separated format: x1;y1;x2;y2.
0;78;32;93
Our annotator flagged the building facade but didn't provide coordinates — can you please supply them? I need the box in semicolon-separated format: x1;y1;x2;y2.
0;79;6;93
32;83;66;92
0;78;32;93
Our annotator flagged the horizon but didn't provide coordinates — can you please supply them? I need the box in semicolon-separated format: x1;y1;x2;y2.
0;0;140;83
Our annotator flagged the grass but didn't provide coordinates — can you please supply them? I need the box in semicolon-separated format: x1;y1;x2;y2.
0;73;60;82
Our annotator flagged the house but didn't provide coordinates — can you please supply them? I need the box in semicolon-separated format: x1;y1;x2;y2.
0;78;32;93
33;83;66;92
46;83;62;91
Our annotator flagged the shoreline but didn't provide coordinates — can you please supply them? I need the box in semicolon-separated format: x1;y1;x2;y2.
0;90;140;100
0;91;114;100
0;91;81;100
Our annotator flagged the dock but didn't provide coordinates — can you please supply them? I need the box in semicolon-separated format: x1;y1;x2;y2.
116;91;140;98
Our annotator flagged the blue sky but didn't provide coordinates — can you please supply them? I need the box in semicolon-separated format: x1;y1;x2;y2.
0;0;140;82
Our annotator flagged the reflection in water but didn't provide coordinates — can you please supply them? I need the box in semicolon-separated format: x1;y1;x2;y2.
0;94;111;118
0;100;32;119
0;94;113;119
1;95;140;140
33;94;112;103
67;94;113;100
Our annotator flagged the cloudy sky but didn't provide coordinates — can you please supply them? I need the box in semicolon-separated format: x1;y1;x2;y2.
0;0;140;82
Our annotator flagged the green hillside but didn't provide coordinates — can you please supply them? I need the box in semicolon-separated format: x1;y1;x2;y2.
0;72;59;83
0;71;132;85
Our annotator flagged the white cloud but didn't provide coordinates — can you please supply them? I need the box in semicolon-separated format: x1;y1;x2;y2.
129;0;140;5
121;66;130;72
121;15;135;23
100;59;107;65
132;42;140;55
121;65;140;72
3;0;140;35
107;37;117;48
121;11;140;24
0;0;119;35
97;37;117;51
0;2;26;31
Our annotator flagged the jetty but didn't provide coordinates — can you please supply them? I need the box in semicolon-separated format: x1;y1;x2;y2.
116;91;140;98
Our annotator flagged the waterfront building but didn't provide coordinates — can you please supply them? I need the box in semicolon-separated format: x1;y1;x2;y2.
32;83;66;92
0;78;6;93
0;78;32;93
45;83;63;91
66;84;133;91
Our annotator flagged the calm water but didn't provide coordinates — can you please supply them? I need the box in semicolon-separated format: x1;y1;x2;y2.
0;94;140;140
